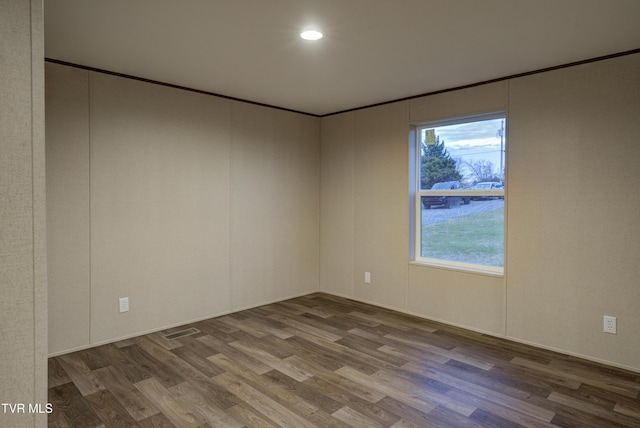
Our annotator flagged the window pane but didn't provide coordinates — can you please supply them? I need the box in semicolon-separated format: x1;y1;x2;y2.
416;114;505;270
419;117;505;190
420;198;504;267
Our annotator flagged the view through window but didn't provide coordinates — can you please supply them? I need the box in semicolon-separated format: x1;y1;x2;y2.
414;113;506;273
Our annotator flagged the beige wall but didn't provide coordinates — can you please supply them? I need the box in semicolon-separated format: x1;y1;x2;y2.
46;64;320;354
46;64;91;352
320;102;413;310
46;53;640;372
320;54;640;371
89;72;233;344
320;113;355;297
353;103;410;309
406;81;508;335
230;102;320;310
506;54;640;368
0;1;47;427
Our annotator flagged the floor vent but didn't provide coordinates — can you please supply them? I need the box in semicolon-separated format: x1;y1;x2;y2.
163;327;200;340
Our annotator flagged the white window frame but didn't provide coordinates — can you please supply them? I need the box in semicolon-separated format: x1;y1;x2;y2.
411;112;506;276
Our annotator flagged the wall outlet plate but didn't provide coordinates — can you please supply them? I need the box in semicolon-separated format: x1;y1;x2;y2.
119;297;129;313
364;272;371;284
604;315;616;334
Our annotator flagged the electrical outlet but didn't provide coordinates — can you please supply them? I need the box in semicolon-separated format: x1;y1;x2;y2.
364;272;371;284
119;297;129;313
604;316;616;334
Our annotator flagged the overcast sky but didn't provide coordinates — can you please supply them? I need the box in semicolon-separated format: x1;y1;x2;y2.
432;118;506;180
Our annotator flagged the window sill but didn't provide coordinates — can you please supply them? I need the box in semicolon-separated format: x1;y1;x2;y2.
409;260;504;278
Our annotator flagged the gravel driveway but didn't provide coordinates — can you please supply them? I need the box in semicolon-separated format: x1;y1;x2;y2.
421;199;504;226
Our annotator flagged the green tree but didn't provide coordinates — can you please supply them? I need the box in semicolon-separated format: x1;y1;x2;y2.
420;136;461;189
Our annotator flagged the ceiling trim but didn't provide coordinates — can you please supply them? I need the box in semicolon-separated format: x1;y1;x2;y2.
322;48;640;117
44;58;320;117
46;48;640;118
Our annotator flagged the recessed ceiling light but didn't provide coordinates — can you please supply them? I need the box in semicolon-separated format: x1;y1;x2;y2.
300;29;323;41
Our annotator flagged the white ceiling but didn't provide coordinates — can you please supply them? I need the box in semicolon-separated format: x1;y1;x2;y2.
45;0;640;116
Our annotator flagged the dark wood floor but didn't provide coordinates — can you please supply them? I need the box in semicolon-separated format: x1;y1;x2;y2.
48;293;640;427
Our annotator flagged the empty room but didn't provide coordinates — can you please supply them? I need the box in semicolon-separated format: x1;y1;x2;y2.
2;1;640;427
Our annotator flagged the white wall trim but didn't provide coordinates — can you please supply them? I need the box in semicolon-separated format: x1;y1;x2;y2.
320;291;640;374
49;289;321;358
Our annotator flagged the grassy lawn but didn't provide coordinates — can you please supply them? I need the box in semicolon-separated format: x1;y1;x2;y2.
421;208;504;267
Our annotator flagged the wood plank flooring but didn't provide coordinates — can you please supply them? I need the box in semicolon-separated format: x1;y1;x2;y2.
48;293;640;427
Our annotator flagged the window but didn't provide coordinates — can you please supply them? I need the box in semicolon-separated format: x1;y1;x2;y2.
411;113;506;274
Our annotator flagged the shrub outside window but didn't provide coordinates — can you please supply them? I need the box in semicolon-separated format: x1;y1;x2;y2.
412;113;506;274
